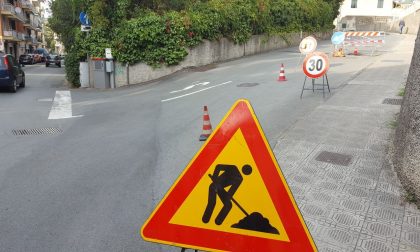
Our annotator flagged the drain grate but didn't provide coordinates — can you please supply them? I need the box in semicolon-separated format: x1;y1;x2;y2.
382;98;402;105
237;83;259;87
315;151;352;166
12;128;63;136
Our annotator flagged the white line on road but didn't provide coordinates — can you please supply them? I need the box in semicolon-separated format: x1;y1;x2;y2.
161;81;233;102
48;91;83;120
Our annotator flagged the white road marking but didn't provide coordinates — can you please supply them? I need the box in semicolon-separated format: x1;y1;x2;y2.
48;91;83;120
162;81;232;102
169;82;210;94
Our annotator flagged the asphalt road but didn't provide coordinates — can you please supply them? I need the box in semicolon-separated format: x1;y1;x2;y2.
0;35;404;252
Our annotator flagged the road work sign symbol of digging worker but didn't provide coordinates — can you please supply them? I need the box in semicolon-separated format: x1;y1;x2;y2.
202;164;279;235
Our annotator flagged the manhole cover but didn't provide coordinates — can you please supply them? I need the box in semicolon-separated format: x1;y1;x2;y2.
382;98;402;105
12;128;63;136
315;151;352;166
237;83;259;87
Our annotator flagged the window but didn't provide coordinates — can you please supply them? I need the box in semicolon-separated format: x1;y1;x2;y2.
378;0;384;8
351;0;358;8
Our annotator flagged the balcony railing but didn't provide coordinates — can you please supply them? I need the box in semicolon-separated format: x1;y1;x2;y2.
24;35;32;42
17;32;26;40
0;3;16;15
3;30;18;39
20;0;34;11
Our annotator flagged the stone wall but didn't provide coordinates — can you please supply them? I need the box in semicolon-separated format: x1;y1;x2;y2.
114;32;331;87
393;24;420;203
391;9;420;35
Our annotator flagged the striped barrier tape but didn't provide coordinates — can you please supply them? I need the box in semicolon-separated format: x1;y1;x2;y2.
345;31;385;37
345;39;385;45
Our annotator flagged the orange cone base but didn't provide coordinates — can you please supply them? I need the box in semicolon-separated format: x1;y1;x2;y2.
278;77;287;81
199;134;210;141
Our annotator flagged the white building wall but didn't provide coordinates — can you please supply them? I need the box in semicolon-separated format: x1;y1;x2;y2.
339;0;394;18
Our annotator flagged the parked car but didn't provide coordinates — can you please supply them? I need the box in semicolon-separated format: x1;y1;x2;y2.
19;54;34;65
0;54;25;93
28;53;42;63
45;54;61;68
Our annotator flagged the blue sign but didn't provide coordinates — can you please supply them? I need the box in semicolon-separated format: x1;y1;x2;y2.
331;32;345;45
79;12;91;26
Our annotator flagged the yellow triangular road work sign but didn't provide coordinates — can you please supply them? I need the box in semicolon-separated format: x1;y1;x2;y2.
141;99;317;251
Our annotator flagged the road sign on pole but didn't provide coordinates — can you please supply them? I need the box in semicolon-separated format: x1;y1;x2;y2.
302;52;330;79
141;100;317;252
331;32;345;45
299;36;318;54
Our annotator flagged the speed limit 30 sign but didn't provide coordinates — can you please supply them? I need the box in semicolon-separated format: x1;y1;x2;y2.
302;52;330;79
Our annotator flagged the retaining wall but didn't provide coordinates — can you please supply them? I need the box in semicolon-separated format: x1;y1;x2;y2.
111;32;331;87
393;24;420;203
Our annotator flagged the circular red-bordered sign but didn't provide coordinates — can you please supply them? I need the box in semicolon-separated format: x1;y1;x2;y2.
302;52;330;79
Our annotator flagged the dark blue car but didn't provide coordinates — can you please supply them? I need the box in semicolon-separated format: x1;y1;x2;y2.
0;54;25;93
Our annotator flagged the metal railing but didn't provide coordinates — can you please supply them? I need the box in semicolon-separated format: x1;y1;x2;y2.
3;30;18;39
20;0;34;10
17;32;26;40
0;3;16;15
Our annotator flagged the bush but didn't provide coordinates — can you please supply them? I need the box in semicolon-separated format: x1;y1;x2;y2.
61;0;340;86
113;11;188;66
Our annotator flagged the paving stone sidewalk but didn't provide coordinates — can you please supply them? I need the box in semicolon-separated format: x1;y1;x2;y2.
274;34;420;252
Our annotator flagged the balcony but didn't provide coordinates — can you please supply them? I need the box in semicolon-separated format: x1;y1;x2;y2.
20;0;34;12
0;3;25;22
17;32;26;41
24;35;32;42
23;18;37;30
0;3;17;16
3;30;20;41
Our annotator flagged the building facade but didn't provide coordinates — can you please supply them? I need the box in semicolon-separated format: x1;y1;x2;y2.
337;0;420;31
0;0;46;58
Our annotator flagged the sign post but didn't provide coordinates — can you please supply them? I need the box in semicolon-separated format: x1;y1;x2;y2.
300;51;330;98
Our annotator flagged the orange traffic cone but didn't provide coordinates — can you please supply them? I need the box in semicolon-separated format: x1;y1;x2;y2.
277;64;287;81
199;106;213;141
353;47;359;56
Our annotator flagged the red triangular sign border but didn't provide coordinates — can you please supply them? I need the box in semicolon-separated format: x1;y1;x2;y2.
141;99;317;251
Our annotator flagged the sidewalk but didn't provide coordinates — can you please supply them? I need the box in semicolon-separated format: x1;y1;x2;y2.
274;34;420;252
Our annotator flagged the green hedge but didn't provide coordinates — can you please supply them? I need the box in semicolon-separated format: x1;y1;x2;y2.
64;0;339;87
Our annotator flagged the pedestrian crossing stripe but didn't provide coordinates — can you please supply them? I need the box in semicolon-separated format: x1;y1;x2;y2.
141;99;317;252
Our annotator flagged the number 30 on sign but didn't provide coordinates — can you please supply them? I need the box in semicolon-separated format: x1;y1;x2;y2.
302;52;330;79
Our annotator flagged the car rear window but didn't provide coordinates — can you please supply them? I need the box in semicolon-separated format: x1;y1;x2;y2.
0;57;6;70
